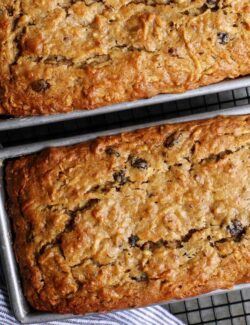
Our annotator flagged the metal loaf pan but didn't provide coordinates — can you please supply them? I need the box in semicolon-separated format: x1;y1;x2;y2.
0;76;250;131
0;105;250;324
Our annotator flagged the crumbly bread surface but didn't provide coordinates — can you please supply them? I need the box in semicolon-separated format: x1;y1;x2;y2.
0;1;250;116
6;115;250;314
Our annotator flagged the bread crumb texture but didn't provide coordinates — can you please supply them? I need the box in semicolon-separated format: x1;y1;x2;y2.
0;0;249;116
6;115;250;314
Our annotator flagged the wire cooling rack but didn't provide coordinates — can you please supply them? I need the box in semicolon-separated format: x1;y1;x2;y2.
0;87;250;325
165;289;250;325
0;87;249;147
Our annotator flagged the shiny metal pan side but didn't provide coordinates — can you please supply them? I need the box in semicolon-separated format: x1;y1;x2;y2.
0;76;249;131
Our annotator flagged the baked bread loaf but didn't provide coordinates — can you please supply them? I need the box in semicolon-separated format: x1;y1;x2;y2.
0;1;250;116
6;114;250;314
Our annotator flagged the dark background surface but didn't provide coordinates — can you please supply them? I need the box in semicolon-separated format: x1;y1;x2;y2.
1;86;250;325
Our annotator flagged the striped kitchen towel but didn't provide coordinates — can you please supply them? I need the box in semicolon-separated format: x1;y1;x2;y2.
0;287;184;325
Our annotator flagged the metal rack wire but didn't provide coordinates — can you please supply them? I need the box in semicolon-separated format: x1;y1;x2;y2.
164;289;250;324
0;87;250;325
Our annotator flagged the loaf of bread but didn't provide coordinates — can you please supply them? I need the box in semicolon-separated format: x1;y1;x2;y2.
6;114;250;314
0;1;249;116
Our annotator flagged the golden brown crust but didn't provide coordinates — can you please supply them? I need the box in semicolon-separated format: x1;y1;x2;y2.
0;1;250;116
5;114;250;314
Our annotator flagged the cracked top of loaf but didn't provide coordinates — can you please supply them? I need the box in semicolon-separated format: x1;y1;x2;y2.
0;0;250;116
6;114;250;314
